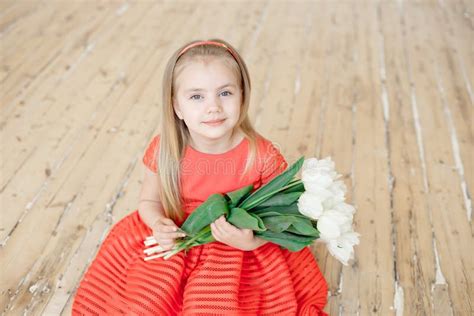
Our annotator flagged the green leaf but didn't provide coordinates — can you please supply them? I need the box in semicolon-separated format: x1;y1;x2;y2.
249;210;285;217
227;208;266;231
255;230;313;252
261;215;295;233
180;194;229;236
258;230;316;242
256;191;303;208
288;218;320;237
238;156;305;210
226;184;254;208
283;181;305;193
252;203;305;218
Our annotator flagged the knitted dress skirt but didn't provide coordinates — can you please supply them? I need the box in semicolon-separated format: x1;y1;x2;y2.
72;210;328;315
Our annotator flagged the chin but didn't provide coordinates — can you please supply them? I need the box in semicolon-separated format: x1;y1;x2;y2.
202;131;230;140
198;127;234;139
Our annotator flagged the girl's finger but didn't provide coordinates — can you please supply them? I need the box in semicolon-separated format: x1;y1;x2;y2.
163;242;175;248
155;231;186;239
216;219;236;235
213;216;222;225
219;218;233;229
161;218;177;226
168;231;186;239
159;244;174;251
211;222;220;235
212;221;224;235
210;223;221;241
219;216;237;233
156;225;178;233
214;222;233;239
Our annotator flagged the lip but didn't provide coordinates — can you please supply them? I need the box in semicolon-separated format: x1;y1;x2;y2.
203;118;226;126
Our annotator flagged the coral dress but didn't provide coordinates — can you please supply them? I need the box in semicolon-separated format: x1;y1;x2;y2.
72;133;328;315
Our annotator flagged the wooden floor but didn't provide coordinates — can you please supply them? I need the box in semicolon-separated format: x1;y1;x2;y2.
1;0;473;315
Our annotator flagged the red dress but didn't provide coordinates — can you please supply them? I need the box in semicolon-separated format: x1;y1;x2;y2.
72;133;328;315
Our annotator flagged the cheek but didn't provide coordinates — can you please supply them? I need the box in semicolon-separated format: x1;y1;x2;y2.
227;102;241;117
181;107;201;122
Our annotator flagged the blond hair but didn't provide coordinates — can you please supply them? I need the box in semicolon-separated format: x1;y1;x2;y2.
157;38;260;223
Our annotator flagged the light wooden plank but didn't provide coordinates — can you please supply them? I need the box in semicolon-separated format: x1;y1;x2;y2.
0;1;88;99
0;0;42;33
433;1;474;225
378;1;438;314
0;1;127;121
436;0;474;106
247;2;289;131
283;1;328;160
0;1;148;245
403;2;473;314
336;2;395;315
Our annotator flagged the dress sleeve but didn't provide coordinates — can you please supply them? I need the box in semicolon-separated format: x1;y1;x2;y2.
260;141;288;185
142;134;160;173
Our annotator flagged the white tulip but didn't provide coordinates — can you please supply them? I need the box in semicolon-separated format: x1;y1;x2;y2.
297;192;325;220
301;156;359;266
302;172;333;192
303;157;339;177
333;202;356;217
328;180;347;199
301;157;343;194
317;218;341;240
317;212;342;240
338;216;353;234
302;157;319;170
321;195;341;210
326;231;360;265
302;157;335;174
309;186;334;201
334;206;354;224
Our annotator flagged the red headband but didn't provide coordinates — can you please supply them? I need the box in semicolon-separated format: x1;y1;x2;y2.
177;40;239;61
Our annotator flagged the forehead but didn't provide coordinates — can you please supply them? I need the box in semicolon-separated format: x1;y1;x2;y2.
175;58;239;91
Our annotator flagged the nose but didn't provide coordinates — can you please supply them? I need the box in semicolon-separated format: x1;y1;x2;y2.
206;95;222;113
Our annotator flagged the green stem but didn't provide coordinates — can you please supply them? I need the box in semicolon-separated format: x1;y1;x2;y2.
243;179;302;210
287;178;301;186
183;225;211;247
148;226;213;260
160;225;212;259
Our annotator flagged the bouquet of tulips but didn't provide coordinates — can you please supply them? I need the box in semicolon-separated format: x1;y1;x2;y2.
143;156;360;265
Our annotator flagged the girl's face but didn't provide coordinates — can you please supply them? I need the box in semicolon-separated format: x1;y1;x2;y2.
173;58;242;146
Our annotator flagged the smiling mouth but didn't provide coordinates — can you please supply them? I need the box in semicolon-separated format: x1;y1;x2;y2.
203;119;226;126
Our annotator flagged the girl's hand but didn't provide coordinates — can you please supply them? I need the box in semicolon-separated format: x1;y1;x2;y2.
210;215;256;251
151;217;186;251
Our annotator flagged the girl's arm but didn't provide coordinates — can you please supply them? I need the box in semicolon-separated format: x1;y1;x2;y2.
138;168;166;229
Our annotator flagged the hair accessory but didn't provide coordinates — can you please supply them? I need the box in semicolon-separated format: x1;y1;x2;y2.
177;40;239;61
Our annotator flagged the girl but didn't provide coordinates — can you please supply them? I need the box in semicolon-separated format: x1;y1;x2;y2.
72;39;328;315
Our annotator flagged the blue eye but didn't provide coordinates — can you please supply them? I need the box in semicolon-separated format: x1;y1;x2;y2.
189;91;232;100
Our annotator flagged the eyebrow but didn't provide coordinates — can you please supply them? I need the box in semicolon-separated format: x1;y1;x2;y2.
184;83;236;93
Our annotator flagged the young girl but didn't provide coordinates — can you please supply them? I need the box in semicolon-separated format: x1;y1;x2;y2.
72;39;328;315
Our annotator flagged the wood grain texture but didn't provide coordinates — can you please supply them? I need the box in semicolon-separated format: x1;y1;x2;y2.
1;1;472;315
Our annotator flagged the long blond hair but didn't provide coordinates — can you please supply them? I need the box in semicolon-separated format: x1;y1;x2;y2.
158;38;260;223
